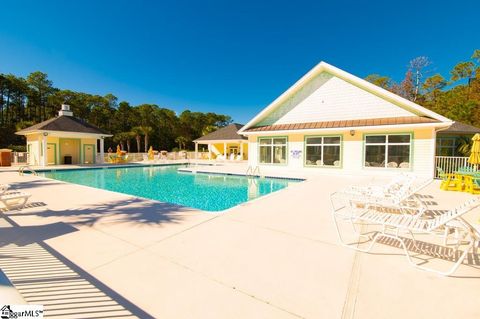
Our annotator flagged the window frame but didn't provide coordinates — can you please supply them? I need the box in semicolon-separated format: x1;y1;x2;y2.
257;136;288;165
304;135;343;168
363;132;413;170
435;137;457;156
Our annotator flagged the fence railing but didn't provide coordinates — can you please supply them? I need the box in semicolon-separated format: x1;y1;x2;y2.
434;156;476;178
99;151;211;163
10;152;29;165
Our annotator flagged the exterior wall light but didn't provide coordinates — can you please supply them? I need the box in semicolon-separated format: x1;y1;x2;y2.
350;130;355;136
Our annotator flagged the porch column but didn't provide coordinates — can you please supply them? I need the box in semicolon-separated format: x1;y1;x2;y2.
100;137;105;164
208;144;212;160
240;142;244;159
224;142;227;157
194;142;198;160
41;133;48;167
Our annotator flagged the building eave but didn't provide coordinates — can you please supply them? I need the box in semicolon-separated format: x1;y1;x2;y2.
241;122;452;136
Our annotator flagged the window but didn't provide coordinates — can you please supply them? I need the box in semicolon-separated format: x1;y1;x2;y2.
259;137;287;164
436;137;457;156
364;134;411;169
305;136;341;167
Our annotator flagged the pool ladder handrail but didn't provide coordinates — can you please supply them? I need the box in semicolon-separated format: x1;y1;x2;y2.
18;165;38;176
246;165;261;177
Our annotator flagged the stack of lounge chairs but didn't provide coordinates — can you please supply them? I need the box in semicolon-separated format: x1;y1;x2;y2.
330;174;480;276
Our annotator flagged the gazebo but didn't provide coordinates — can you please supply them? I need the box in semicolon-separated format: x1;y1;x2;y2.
193;123;248;160
16;104;112;166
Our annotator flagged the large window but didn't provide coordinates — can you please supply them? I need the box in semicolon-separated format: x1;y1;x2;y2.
305;136;341;167
259;137;287;164
364;134;411;169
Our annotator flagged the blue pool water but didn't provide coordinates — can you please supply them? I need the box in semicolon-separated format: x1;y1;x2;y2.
38;165;300;211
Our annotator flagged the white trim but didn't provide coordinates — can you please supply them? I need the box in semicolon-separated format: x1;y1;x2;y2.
238;61;452;134
241;122;451;136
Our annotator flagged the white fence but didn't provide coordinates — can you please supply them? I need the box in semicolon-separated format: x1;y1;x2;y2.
435;156;477;178
99;151;210;163
10;152;29;165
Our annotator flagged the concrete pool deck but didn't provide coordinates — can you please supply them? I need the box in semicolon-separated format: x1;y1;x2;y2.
1;166;480;318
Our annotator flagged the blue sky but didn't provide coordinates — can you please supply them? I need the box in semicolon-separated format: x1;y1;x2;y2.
1;0;479;123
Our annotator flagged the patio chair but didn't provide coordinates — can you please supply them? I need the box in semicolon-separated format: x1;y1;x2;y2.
463;176;480;194
437;167;463;191
331;196;480;276
335;178;431;219
0;191;31;209
387;161;398;168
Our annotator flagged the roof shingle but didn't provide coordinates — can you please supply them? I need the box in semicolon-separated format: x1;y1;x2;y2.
194;123;247;142
439;121;480;134
16;116;110;135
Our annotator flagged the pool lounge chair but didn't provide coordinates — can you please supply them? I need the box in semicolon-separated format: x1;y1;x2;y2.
331;196;480;276
342;173;417;202
0;191;31;209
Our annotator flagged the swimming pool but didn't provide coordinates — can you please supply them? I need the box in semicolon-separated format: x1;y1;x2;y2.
38;165;300;211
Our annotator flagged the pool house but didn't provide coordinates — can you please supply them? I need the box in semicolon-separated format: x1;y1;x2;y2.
194;123;248;160
16;104;112;166
238;62;454;178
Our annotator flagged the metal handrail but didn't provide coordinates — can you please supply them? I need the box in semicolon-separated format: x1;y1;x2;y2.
246;165;261;177
18;166;38;176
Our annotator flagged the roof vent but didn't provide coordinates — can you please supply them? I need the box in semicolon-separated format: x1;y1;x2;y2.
59;104;73;116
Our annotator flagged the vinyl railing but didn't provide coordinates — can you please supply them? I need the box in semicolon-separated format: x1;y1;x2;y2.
10;152;29;165
435;156;477;178
99;151;211;163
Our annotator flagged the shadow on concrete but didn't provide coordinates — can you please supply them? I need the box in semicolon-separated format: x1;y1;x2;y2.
6;179;65;191
1;201;47;212
0;222;78;247
376;235;480;278
7;197;198;227
0;212;154;318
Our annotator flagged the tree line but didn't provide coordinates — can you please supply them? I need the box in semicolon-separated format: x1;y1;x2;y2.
0;72;232;152
2;50;479;152
365;49;480;126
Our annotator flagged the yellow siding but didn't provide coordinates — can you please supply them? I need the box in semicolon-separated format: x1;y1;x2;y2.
209;142;248;160
247;127;436;177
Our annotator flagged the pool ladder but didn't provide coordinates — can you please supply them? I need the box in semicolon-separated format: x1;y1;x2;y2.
246;165;261;177
18;166;38;176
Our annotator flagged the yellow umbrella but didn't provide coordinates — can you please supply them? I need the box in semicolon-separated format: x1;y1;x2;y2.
468;134;480;165
148;146;154;160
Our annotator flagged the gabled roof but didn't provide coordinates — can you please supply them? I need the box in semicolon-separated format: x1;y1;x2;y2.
194;123;247;142
16;115;110;136
244;116;439;132
438;121;480;135
239;61;452;133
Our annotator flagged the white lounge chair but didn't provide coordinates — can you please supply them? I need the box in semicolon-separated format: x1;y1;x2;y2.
331;196;480;276
344;173;416;198
0;191;31;209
